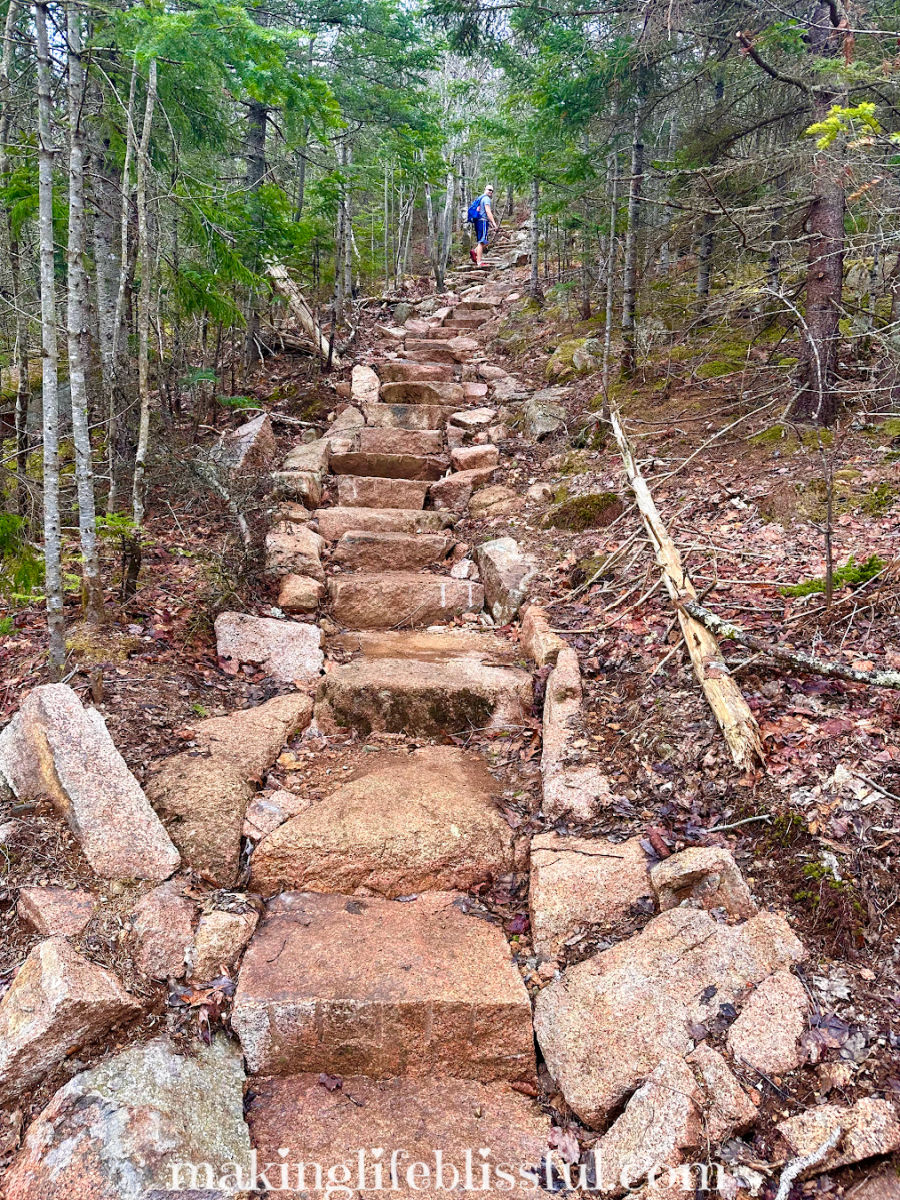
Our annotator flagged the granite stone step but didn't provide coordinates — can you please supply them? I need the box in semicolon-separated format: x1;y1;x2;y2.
335;476;428;509
379;380;465;405
332;530;454;572
329;452;446;481
232;891;535;1080
312;507;455;541
364;403;457;430
379;361;455;383
314;656;532;735
359;428;444;455
327;572;483;629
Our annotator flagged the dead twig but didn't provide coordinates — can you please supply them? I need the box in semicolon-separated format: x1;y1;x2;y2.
773;1127;842;1200
680;597;900;690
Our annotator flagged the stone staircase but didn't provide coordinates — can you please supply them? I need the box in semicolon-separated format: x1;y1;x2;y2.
233;273;553;1175
4;251;891;1200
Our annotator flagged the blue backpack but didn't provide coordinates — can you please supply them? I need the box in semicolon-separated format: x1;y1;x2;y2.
467;195;484;223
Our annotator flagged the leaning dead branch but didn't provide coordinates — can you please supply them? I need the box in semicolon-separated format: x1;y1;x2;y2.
608;407;765;770
266;261;341;367
772;1127;842;1200
681;597;900;690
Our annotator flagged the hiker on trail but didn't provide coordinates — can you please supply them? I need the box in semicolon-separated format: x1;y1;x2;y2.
467;185;498;267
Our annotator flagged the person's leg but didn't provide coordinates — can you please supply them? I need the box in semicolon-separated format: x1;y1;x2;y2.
474;219;487;264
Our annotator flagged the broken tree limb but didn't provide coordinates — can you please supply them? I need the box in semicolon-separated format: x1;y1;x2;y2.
608;407;765;770
681;597;900;690
266;261;341;368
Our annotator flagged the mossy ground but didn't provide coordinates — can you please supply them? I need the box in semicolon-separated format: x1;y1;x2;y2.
544;491;624;531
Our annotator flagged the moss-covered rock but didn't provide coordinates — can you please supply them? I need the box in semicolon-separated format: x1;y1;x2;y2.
545;338;602;383
545;492;624;531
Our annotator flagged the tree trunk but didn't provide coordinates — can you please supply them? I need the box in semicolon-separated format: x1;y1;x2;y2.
438;169;455;285
695;211;714;304
243;99;267;367
794;3;847;425
66;8;103;623
107;58;138;514
0;0;30;518
621;116;644;377
35;0;65;672
601;159;618;405
127;57;157;596
529;176;542;302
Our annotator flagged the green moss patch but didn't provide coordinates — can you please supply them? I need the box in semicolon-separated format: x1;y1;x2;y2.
780;554;885;597
545;491;624;531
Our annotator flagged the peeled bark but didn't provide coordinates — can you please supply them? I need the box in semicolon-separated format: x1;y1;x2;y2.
35;0;65;671
66;9;103;623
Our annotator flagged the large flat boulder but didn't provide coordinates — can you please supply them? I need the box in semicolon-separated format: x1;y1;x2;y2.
328;572;483;629
0;684;180;881
336;475;429;509
313;506;455;541
379;361;455;382
248;1075;550;1199
0;938;141;1104
315;656;532;736
214;612;323;683
364;402;458;430
146;693;312;886
333;530;454;571
533;906;805;1128
332;628;520;664
3;1036;251;1200
529;834;652;958
380;380;466;405
329;451;446;480
232;891;535;1080
250;745;517;896
359;426;444;455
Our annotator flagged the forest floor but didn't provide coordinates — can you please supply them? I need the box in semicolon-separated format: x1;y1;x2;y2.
2;250;900;1174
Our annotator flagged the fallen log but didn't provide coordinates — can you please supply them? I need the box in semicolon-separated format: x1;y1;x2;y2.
266;261;340;368
608;407;764;770
681;597;900;690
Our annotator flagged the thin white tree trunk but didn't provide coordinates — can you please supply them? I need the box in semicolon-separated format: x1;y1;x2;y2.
35;0;65;671
66;7;103;623
621;113;643;376
107;57;138;514
131;58;157;535
602;160;618;405
529;176;541;301
439;168;455;284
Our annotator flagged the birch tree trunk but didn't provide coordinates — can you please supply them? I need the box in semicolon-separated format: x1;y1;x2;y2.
621;115;643;377
601;161;618;406
529;176;542;302
67;8;103;622
107;58;138;514
126;57;157;598
1;0;30;517
439;168;455;284
35;0;65;672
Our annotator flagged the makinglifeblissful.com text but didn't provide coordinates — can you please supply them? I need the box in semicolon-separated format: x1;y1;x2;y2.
165;1149;733;1195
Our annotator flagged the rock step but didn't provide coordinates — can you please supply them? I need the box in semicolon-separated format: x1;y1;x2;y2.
445;311;488;325
364;403;457;430
454;300;499;314
379;361;455;383
333;530;454;572
335;476;428;509
331;628;521;664
249;745;517;897
248;1075;550;1197
329;452;446;481
315;656;532;735
328;573;483;629
379;380;465;405
313;507;455;541
232;891;535;1080
359;428;444;455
